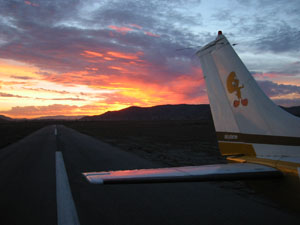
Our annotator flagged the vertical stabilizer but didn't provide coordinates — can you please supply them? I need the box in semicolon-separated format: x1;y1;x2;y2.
197;31;300;158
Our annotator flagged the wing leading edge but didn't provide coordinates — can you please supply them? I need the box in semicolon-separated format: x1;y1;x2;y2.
83;163;281;184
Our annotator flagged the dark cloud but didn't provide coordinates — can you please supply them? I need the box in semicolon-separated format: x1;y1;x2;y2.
0;91;85;101
0;92;29;98
281;61;300;75
23;87;71;94
0;0;80;28
34;96;85;101
251;59;300;76
49;97;85;101
273;98;300;107
256;80;300;107
257;80;300;97
250;63;300;76
11;75;33;80
211;1;300;54
255;24;300;53
90;0;202;28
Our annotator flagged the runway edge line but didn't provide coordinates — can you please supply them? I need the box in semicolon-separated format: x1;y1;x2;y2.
56;151;81;225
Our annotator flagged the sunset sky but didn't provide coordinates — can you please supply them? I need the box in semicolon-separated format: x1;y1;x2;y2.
0;0;300;118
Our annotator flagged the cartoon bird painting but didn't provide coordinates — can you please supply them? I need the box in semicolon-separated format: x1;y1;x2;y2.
226;71;248;107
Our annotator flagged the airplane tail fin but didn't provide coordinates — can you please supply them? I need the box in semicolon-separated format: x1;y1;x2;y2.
197;31;300;157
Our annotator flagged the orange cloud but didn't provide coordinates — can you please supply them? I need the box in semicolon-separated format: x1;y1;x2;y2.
3;81;28;86
107;51;143;60
95;70;206;107
81;50;104;58
169;73;204;93
80;50;143;63
109;66;129;73
86;67;99;71
40;61;206;108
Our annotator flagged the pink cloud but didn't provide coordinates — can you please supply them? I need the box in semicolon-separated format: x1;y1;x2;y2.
144;31;160;37
24;1;39;7
129;24;143;29
108;25;133;35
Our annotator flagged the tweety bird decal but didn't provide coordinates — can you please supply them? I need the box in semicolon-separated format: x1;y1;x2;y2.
226;71;248;107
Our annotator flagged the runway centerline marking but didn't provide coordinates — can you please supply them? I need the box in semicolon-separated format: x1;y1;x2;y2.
54;126;58;136
56;151;80;225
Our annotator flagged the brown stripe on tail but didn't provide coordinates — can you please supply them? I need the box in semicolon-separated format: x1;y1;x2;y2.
218;142;256;156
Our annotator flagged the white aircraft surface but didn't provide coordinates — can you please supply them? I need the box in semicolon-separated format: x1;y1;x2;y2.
83;31;300;184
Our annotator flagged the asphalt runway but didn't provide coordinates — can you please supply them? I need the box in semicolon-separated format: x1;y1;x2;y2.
0;125;299;225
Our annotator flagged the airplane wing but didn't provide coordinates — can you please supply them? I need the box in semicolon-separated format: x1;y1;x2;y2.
83;163;281;184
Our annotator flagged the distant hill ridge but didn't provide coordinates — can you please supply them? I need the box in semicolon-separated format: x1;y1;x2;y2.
0;115;13;122
81;104;300;121
81;104;214;121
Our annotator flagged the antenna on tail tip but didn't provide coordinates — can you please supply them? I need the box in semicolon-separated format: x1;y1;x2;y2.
218;30;222;35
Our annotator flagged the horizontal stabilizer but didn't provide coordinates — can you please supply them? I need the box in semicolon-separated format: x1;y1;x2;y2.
83;163;281;184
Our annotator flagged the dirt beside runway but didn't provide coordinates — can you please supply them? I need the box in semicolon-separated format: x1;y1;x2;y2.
64;120;226;167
